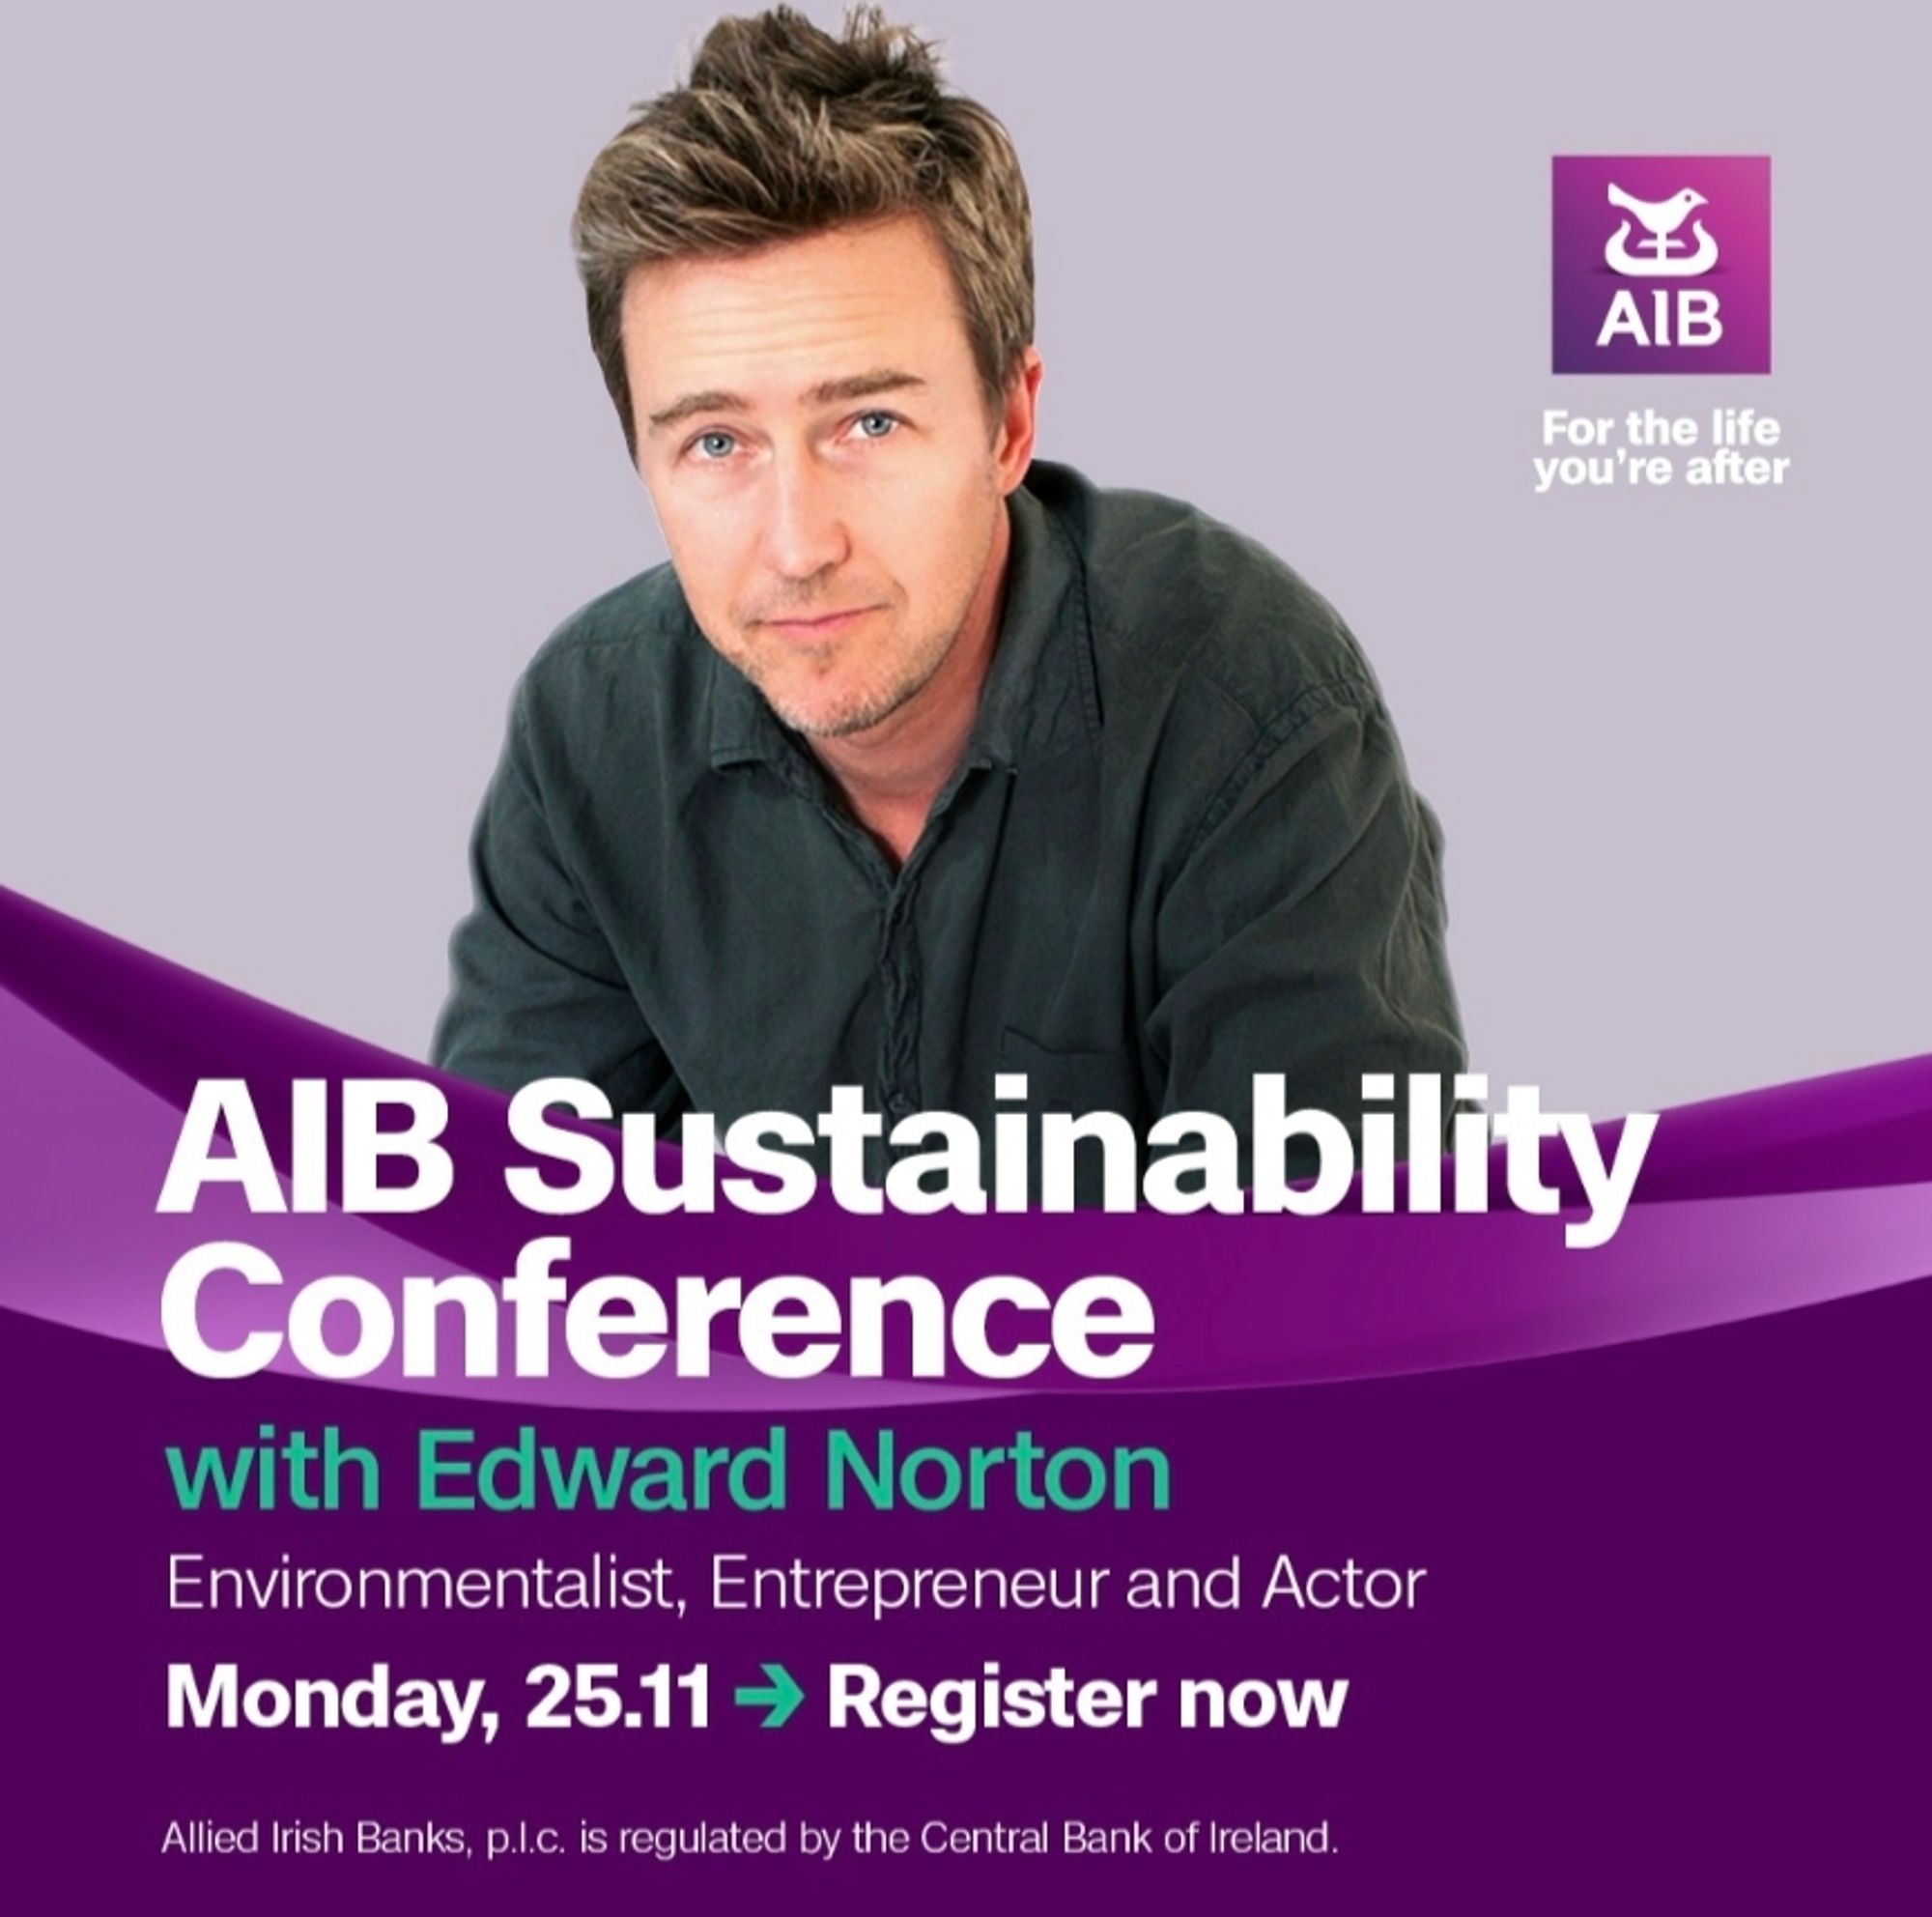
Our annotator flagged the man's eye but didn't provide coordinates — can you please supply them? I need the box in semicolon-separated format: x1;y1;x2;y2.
851;411;899;440
692;430;737;460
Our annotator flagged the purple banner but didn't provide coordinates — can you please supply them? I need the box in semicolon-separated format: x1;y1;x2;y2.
3;884;1927;1907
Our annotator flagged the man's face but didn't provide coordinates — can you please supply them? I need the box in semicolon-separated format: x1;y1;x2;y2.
622;215;1033;740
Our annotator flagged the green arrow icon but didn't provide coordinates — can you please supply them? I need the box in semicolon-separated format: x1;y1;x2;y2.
733;1663;804;1729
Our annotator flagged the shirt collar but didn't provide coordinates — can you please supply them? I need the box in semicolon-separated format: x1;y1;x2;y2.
705;462;1096;775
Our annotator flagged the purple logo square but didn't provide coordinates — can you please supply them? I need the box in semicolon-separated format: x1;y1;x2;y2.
1552;156;1772;373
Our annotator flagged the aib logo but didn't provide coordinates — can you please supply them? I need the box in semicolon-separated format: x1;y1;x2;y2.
1552;156;1771;373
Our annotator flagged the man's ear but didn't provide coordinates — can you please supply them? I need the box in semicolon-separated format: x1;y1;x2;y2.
993;346;1044;492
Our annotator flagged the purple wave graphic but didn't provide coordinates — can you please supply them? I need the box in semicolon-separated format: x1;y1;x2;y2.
3;881;1929;1409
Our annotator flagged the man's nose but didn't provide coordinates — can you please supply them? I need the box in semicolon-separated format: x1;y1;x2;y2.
760;449;851;582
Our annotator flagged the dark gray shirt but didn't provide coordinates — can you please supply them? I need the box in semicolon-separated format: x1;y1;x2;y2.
433;462;1463;1178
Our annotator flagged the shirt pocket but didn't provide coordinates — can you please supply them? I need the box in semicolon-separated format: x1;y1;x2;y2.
999;1026;1145;1123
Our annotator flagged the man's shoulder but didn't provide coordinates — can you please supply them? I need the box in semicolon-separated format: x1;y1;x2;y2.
1031;462;1378;728
518;559;701;701
498;560;724;785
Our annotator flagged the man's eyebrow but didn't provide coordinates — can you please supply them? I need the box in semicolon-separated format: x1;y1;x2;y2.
645;369;927;434
808;369;926;406
646;389;747;433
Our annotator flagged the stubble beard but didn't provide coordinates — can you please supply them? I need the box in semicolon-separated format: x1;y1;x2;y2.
748;616;959;740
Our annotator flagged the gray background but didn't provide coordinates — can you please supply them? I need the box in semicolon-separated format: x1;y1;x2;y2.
3;0;1926;1116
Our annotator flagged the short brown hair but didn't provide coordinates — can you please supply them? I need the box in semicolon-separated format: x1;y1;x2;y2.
571;6;1035;457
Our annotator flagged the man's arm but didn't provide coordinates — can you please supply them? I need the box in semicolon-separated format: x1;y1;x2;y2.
1147;677;1464;1163
431;685;683;1115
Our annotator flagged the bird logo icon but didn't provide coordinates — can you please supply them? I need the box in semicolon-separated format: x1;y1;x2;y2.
1605;184;1719;277
1552;155;1769;371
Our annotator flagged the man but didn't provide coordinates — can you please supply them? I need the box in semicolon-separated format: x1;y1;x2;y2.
433;6;1463;1190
